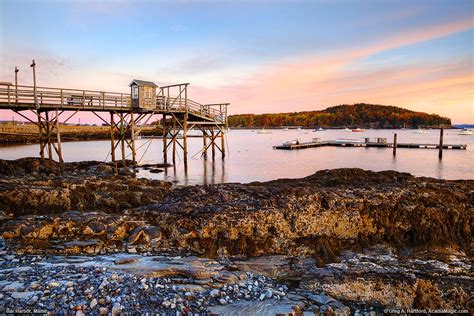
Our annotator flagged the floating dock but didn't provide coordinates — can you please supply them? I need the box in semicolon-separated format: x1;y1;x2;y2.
274;139;467;150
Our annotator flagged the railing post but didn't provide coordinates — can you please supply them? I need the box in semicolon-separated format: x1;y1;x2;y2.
60;89;63;107
82;90;85;108
7;85;10;104
14;66;19;103
121;94;123;107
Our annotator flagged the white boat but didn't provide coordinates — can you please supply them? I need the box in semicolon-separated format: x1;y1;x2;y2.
297;127;302;131
313;127;326;132
343;128;351;132
257;128;272;134
283;139;299;146
458;128;474;135
282;127;289;131
413;128;429;134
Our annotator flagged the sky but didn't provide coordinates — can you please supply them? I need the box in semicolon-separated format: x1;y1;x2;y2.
0;0;473;123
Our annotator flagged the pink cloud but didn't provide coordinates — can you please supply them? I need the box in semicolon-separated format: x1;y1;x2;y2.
1;16;473;124
190;17;474;123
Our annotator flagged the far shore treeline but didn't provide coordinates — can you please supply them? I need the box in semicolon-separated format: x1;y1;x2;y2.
228;103;451;128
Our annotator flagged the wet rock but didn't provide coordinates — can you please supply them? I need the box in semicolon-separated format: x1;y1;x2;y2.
118;168;133;176
3;281;25;292
149;168;164;173
127;226;161;244
114;257;139;265
97;164;114;174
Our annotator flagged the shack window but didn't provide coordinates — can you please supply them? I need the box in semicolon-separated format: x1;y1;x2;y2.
132;86;139;99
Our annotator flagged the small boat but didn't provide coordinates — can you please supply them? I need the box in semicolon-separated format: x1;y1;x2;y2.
257;128;272;134
458;128;474;135
297;127;302;131
313;127;326;132
282;127;289;131
352;128;365;132
343;128;351;132
283;139;299;146
413;128;429;134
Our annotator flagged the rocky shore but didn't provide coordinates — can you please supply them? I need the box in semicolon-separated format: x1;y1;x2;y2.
0;158;472;314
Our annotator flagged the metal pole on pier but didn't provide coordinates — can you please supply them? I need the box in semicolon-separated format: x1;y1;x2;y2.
14;67;18;103
30;59;39;109
439;128;444;160
393;133;397;156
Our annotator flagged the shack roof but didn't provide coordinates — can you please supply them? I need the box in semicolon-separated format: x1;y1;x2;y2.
129;79;158;87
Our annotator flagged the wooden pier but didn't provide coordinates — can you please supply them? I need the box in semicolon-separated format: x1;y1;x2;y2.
274;139;467;150
0;64;229;172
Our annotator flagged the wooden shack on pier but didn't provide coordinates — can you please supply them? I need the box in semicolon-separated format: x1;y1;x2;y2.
129;79;157;110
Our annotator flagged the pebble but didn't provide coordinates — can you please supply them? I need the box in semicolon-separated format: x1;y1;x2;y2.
90;298;98;309
0;251;290;314
111;303;122;316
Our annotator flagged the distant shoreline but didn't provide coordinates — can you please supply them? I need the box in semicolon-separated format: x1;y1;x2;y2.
0;124;162;145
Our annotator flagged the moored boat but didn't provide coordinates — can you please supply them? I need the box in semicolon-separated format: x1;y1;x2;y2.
352;128;365;132
458;128;474;135
413;128;429;134
283;139;299;146
257;128;272;134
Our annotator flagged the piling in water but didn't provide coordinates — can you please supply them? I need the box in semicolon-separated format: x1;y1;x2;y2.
439;128;444;160
393;133;397;156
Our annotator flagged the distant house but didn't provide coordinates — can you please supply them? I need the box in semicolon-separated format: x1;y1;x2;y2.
129;79;158;110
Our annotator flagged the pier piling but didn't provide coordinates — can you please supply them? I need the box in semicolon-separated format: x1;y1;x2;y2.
393;133;397;156
439;128;444;160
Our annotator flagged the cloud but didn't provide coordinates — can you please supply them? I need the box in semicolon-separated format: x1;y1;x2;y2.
188;17;474;123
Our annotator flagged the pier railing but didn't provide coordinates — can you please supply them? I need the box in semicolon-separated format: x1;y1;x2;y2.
0;82;228;123
157;95;227;123
0;82;131;109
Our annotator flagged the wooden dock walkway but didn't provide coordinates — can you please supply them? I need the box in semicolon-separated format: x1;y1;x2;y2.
274;140;467;150
0;73;229;171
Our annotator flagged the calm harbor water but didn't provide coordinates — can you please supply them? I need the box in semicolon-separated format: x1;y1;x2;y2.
1;129;473;185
